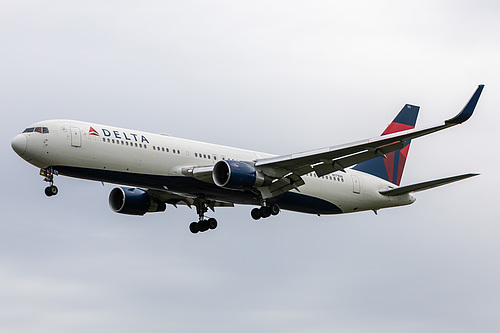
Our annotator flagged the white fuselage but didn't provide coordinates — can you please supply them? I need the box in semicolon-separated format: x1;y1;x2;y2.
11;119;415;215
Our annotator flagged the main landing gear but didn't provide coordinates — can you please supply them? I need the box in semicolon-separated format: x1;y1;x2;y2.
189;198;218;234
251;203;280;220
41;168;58;197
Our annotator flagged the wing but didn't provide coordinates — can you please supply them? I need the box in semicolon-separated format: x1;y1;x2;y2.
254;85;484;198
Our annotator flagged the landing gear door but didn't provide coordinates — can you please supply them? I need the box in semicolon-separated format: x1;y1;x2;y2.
71;127;82;147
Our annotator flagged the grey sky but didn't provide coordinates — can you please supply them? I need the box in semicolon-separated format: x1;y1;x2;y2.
1;1;499;332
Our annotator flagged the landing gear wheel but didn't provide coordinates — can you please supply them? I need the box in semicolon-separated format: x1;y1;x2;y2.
207;218;218;230
251;208;261;220
259;206;271;218
189;222;199;234
251;203;280;220
44;185;58;197
198;220;210;232
270;204;280;216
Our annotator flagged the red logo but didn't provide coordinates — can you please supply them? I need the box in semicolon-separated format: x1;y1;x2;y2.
89;127;99;136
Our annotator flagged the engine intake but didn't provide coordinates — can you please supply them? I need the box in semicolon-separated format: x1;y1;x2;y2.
109;187;166;215
213;160;271;190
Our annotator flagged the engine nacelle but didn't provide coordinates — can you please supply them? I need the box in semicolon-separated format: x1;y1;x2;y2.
212;160;271;190
109;187;166;215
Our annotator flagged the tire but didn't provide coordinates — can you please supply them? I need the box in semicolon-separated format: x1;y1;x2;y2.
45;186;53;197
260;206;271;218
198;220;210;232
207;218;218;229
189;222;199;234
270;204;280;216
50;186;58;196
251;208;261;220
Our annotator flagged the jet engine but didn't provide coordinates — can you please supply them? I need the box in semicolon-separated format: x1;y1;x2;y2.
109;187;166;215
212;160;272;190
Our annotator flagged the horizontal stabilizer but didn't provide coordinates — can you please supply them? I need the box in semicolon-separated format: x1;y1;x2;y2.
379;173;479;196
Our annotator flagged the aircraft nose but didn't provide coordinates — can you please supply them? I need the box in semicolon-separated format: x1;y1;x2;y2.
11;134;27;156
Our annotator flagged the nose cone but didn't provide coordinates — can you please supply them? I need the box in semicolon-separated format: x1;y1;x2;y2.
11;134;27;156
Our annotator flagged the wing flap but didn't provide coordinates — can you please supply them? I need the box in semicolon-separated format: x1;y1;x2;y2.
313;141;405;177
259;173;305;199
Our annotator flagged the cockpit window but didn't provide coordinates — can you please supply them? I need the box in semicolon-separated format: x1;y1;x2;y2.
23;127;49;134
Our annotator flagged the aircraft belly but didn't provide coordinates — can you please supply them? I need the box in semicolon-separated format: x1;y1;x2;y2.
51;166;262;205
274;192;343;214
279;178;347;214
51;165;346;213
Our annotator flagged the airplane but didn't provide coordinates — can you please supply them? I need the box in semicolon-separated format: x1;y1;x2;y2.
11;85;484;234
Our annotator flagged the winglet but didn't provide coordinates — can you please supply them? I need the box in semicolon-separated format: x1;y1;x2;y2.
445;84;484;125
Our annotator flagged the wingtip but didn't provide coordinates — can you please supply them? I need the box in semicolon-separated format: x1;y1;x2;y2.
445;85;484;125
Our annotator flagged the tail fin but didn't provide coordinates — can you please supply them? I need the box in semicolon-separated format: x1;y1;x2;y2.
353;104;419;185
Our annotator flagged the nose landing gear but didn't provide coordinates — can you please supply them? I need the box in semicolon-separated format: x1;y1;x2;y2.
41;168;58;197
